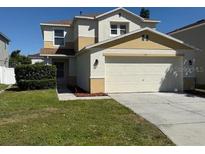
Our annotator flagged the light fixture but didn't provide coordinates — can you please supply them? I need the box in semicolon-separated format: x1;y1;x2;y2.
94;59;99;67
189;60;193;66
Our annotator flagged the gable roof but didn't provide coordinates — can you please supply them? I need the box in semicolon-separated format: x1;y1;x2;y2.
0;32;10;43
79;13;102;18
40;19;73;27
168;19;205;35
40;7;160;27
84;27;200;51
95;7;160;23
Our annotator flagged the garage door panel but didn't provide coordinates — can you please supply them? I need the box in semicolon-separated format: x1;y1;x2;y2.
106;64;175;74
105;57;183;93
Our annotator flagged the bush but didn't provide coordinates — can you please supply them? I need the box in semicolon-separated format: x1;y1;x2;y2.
15;65;56;81
18;79;56;90
15;64;56;90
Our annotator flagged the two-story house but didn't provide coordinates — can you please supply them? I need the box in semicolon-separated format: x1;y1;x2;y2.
0;32;10;67
40;7;198;93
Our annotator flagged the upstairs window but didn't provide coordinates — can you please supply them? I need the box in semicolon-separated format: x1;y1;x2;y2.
120;25;127;35
110;24;118;35
110;23;127;36
54;29;65;46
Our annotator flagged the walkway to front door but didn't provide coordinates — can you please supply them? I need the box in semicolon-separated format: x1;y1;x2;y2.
57;86;110;101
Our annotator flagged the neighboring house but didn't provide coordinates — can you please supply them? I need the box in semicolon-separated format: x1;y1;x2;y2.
0;32;15;85
40;7;198;93
168;19;205;87
28;53;44;64
0;32;10;67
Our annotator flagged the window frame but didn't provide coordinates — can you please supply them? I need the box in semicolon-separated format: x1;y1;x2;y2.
119;25;127;35
110;24;118;36
53;28;65;47
110;23;128;36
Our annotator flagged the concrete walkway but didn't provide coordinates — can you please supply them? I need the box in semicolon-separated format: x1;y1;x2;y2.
57;88;110;101
110;92;205;145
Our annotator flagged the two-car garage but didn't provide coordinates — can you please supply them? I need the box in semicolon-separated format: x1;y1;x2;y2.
105;56;183;93
84;28;196;94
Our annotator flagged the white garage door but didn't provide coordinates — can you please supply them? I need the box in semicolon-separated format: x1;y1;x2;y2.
105;56;183;93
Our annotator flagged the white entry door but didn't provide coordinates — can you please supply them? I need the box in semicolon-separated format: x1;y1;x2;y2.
105;56;183;93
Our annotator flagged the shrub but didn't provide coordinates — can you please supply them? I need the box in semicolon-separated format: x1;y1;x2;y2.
17;79;56;90
15;64;56;90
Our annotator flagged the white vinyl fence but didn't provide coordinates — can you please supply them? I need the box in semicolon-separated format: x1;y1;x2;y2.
0;66;16;84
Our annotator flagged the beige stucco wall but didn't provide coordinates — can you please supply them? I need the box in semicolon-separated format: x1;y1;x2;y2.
90;48;195;78
88;31;196;92
76;50;90;92
44;41;74;49
90;78;104;93
73;18;97;51
100;30;192;50
77;36;95;51
78;19;97;37
42;26;74;49
170;25;205;85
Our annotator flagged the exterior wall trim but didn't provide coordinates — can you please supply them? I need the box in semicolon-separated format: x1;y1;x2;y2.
40;54;75;57
103;53;184;57
52;27;66;48
90;76;105;79
40;23;71;27
84;27;199;51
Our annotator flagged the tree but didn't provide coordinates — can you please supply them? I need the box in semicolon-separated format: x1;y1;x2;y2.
9;50;31;67
140;8;150;19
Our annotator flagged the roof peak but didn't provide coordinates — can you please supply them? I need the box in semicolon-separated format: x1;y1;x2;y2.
41;7;160;26
0;32;10;42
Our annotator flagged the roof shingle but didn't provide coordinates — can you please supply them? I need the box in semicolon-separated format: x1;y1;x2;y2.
40;48;75;56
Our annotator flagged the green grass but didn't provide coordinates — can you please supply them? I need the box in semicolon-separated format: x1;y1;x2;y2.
0;89;174;145
0;84;8;91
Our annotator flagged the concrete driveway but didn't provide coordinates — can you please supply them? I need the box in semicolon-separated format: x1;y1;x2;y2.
110;92;205;145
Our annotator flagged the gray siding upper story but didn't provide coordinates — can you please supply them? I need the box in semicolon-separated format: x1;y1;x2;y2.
169;21;205;85
170;25;205;50
0;34;10;67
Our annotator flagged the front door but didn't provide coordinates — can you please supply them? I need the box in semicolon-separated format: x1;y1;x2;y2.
53;62;65;85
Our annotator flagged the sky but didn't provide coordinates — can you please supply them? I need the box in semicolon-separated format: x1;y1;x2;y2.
0;7;204;55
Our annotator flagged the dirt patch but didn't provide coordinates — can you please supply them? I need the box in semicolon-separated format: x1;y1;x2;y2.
68;86;108;97
0;107;59;126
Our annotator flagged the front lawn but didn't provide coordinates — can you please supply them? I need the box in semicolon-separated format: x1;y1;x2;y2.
0;84;8;91
0;88;174;145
